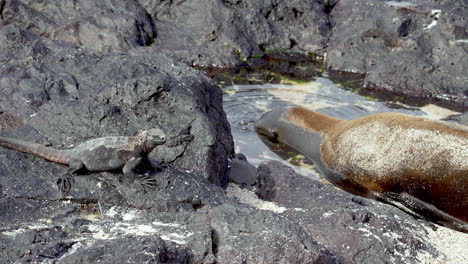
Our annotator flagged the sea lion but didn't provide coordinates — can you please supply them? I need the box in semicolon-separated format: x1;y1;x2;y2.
255;106;468;232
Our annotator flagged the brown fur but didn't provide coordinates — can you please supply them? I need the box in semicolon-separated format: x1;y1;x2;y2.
285;107;343;132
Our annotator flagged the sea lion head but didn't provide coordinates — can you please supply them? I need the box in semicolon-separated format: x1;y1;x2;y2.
255;107;292;142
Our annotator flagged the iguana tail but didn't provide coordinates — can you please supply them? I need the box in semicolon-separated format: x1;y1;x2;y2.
0;136;70;165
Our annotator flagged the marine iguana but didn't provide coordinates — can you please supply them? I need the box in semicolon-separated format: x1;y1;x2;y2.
0;128;166;191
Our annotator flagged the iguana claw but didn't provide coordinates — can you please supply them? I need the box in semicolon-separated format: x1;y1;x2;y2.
56;174;74;192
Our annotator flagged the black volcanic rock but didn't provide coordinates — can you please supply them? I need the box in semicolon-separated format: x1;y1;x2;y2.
0;26;345;264
0;169;347;263
0;0;156;52
0;25;233;185
1;0;466;108
327;0;468;106
255;161;441;263
57;236;193;264
207;203;346;264
139;0;330;67
227;157;258;185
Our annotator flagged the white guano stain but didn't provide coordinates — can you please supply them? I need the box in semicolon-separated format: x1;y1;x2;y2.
226;185;287;213
87;221;192;245
425;9;441;30
322;212;333;218
385;1;417;8
152;221;181;227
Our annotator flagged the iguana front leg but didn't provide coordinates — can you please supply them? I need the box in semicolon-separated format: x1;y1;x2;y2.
123;157;158;188
57;158;85;192
122;157;144;175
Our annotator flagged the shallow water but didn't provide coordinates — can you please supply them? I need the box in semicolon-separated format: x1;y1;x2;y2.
222;76;462;180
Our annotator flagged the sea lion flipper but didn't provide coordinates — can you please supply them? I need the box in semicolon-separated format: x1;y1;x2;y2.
381;191;468;233
370;190;424;220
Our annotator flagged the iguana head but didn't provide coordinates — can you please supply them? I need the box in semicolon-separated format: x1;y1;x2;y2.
138;128;166;152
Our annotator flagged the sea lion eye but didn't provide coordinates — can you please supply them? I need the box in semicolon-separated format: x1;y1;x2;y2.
272;131;279;138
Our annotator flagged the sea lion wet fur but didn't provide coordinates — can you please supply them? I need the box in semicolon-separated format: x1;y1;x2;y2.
256;106;468;232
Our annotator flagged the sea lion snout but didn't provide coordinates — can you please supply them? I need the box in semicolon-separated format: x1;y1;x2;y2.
255;107;290;140
255;121;278;139
256;126;277;139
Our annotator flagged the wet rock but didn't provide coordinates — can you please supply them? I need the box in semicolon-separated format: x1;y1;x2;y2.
0;25;233;185
139;0;330;67
327;0;468;106
227;158;258;185
0;0;156;52
233;152;248;161
256;161;441;263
